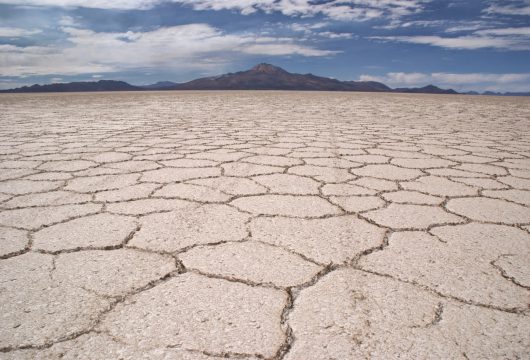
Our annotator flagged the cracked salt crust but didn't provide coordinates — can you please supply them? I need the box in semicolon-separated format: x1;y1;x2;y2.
188;176;267;196
231;195;342;217
251;215;385;264
359;226;530;310
32;213;138;252
129;204;250;252
351;164;424;180
1;190;91;208
180;241;323;288
0;227;28;257
65;173;140;192
222;162;284;177
287;269;530;359
0;203;102;230
321;183;377;196
328;195;386;212
287;164;355;182
402;175;478;196
99;273;286;358
153;183;231;202
53;249;176;297
252;173;321;195
0;179;63;195
363;203;465;230
446;197;530;224
0;92;529;358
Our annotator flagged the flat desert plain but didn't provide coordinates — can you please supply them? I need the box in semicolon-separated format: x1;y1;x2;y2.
0;91;529;359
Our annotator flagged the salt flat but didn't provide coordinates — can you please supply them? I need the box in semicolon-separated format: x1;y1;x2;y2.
0;91;529;359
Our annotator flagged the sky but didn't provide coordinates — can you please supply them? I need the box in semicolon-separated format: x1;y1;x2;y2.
0;0;529;92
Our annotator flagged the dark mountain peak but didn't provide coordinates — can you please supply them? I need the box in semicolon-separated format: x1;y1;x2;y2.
422;84;442;91
249;63;288;74
141;81;179;89
421;84;458;94
394;84;458;95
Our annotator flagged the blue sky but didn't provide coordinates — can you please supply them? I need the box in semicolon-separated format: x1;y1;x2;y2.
0;0;529;91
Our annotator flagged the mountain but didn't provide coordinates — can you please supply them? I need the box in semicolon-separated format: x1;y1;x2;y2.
0;80;139;93
482;91;530;97
394;84;458;95
0;64;485;95
140;81;179;90
503;92;530;96
344;80;392;92
150;64;452;93
168;63;385;92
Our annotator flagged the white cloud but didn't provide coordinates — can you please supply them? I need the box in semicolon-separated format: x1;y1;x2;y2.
288;22;353;39
0;27;42;37
289;22;330;33
370;33;530;50
178;0;431;21
0;0;161;10
431;73;530;84
445;22;490;33
484;0;530;16
0;0;432;20
0;43;115;76
376;19;445;29
0;79;33;89
360;72;429;85
359;72;530;92
377;20;493;32
0;24;338;77
242;43;339;56
318;32;354;39
58;16;78;27
476;27;530;36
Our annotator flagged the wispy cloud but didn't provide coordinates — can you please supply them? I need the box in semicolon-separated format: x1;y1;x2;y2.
288;22;353;39
484;0;530;16
0;0;432;21
242;43;339;56
360;72;429;85
318;32;354;39
0;24;339;77
375;19;445;30
0;27;42;37
0;79;34;90
289;22;330;33
58;16;79;27
444;22;491;33
476;27;530;36
376;19;497;33
178;0;432;21
0;0;161;10
370;24;530;50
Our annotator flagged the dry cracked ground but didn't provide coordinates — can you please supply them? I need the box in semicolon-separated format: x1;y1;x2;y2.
0;91;529;360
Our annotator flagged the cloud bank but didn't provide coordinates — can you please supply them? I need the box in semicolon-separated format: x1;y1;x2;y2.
0;0;432;20
0;24;338;77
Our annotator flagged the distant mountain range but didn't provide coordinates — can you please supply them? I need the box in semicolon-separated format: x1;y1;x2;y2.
2;80;138;93
467;91;530;97
1;63;527;96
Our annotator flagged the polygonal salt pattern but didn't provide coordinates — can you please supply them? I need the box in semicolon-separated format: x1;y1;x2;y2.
0;92;528;359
